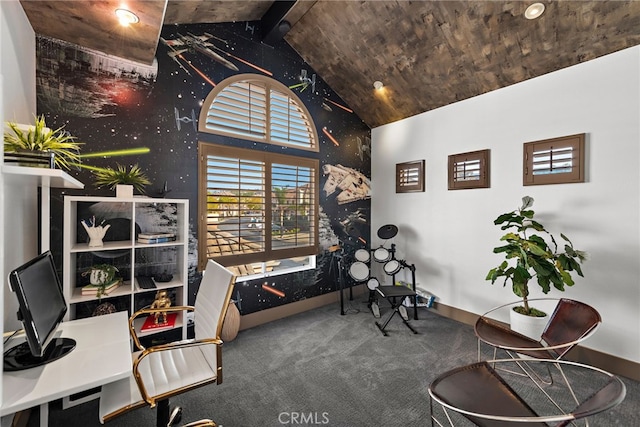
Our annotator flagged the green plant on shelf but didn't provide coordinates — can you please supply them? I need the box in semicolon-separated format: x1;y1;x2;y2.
4;115;83;171
92;163;151;194
83;264;120;298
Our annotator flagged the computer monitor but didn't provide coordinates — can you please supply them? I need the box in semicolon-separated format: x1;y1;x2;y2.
3;251;76;371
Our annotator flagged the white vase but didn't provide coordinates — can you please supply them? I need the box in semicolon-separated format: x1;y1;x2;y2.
116;184;134;198
509;308;549;340
89;268;110;285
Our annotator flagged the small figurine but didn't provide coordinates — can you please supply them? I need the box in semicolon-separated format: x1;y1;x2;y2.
81;217;110;247
150;290;172;324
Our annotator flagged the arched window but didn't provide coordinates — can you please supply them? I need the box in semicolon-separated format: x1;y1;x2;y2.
197;75;319;278
199;74;318;152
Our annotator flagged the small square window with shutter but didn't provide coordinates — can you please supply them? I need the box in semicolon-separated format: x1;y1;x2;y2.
448;149;490;190
396;160;425;193
523;134;585;186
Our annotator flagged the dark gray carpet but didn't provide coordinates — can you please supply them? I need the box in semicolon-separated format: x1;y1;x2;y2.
28;300;639;426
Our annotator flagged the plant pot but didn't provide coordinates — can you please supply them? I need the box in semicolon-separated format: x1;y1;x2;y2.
509;308;548;340
116;184;134;198
87;265;116;285
8;150;55;168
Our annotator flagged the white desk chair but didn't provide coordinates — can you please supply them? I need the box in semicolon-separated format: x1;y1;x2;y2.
99;260;236;427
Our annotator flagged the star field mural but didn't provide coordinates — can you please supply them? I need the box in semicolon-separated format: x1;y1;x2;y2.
40;21;371;316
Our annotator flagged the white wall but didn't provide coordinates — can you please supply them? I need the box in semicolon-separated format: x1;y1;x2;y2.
372;46;640;364
1;0;36;409
1;0;37;333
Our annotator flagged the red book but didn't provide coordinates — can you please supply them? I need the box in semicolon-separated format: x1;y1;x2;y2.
141;313;177;332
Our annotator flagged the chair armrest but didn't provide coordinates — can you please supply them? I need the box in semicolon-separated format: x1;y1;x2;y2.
132;338;224;405
137;337;223;354
129;305;195;350
181;420;217;427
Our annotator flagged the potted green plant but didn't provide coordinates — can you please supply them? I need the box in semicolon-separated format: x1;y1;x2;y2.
82;264;120;298
4;115;82;171
92;163;151;195
486;196;587;333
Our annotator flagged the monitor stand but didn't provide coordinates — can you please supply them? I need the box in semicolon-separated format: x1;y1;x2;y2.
3;337;76;371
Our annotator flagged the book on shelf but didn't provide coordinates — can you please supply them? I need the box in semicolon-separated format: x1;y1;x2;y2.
138;232;176;239
140;312;178;332
81;278;122;296
137;236;177;244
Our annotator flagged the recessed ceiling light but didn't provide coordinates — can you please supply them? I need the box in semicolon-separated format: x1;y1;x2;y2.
115;8;139;26
524;3;545;20
373;81;384;90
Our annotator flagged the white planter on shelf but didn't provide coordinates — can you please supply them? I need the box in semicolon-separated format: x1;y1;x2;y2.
509;308;549;340
115;184;134;198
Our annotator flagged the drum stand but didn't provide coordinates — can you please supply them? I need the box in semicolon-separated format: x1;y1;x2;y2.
397;259;418;320
333;244;354;316
368;290;379;317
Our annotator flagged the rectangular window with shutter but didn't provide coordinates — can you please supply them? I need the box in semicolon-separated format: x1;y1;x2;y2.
198;142;319;277
396;160;425;193
448;149;490;190
523;134;585;185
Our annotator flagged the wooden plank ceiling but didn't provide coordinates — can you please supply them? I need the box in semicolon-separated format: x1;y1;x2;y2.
19;0;640;128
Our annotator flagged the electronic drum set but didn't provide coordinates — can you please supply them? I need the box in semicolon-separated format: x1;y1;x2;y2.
346;224;402;293
337;224;417;319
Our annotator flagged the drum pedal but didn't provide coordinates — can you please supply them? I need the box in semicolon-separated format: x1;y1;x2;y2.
371;302;380;318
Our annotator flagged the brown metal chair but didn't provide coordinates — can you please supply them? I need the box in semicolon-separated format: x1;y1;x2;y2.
475;299;601;360
475;298;602;408
428;359;626;427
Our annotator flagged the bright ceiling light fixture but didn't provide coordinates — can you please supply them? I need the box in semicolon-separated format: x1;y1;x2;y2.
373;81;384;90
524;3;545;20
115;8;139;26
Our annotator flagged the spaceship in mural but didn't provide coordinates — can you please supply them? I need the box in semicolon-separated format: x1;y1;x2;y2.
340;208;368;244
174;107;197;131
323;164;371;205
289;69;316;92
161;33;239;71
35;35;158;118
204;33;273;76
357;136;371;161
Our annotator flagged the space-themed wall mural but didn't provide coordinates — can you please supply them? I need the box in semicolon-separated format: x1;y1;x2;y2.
40;21;371;316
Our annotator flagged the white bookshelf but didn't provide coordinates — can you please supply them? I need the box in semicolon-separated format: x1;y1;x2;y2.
62;195;189;340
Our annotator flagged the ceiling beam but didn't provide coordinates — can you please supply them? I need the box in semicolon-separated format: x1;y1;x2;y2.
261;1;297;46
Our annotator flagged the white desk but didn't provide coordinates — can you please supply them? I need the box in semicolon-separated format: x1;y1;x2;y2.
1;312;131;426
